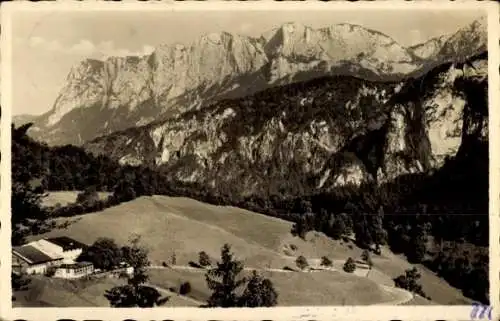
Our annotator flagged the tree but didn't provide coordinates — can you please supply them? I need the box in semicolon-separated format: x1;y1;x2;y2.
199;251;212;267
408;224;427;263
370;207;387;253
104;235;169;307
320;256;333;268
343;257;356;273
330;214;347;240
238;270;278;307
205;244;247;307
353;215;373;249
393;267;427;298
291;216;309;240
76;186;99;205
11;273;30;291
113;180;136;203
295;256;308;270
361;250;373;269
78;237;123;271
11;179;48;246
179;282;192;295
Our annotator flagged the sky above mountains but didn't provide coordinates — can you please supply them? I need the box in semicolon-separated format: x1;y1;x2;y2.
10;9;484;116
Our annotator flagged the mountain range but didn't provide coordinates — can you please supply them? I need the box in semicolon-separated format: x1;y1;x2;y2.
20;17;487;148
13;17;488;197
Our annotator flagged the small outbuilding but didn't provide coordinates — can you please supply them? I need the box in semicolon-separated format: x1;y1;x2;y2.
54;262;94;279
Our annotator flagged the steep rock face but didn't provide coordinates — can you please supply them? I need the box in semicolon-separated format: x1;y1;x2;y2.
408;16;487;70
437;17;487;62
409;35;448;60
28;18;486;146
262;22;418;83
85;53;488;196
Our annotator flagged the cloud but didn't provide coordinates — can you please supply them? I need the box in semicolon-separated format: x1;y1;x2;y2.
21;36;154;58
71;39;95;55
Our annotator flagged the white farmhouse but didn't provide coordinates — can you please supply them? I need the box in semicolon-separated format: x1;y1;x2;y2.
12;245;63;275
12;236;88;276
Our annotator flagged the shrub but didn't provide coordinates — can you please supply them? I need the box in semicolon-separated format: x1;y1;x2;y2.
295;256;308;270
290;244;297;251
238;271;278;307
162;261;168;268
320;256;333;267
76;186;99;205
179;282;192;295
169;287;177;293
198;251;212;267
343;257;356;273
393;267;428;298
189;261;202;268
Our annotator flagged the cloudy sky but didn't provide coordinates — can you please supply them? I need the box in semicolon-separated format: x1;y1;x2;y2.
8;9;485;116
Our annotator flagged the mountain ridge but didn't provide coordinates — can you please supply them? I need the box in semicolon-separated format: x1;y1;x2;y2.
19;17;486;146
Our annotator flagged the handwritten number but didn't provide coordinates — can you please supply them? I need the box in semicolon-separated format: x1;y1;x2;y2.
471;303;492;320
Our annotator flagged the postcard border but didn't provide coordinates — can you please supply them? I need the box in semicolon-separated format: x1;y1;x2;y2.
1;1;499;321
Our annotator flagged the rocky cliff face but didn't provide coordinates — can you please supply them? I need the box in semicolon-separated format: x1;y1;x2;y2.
27;17;486;146
85;52;488;197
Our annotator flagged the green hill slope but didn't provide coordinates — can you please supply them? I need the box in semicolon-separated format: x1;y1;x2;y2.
23;194;468;306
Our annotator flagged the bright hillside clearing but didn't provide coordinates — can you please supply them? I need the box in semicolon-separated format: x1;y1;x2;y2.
41;191;111;208
35;195;365;268
30;193;468;306
147;268;401;306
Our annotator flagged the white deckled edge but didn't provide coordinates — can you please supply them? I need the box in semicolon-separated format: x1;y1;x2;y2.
0;2;498;321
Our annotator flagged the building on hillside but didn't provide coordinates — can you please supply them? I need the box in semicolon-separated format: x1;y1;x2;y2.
109;263;134;278
54;262;94;279
45;236;87;263
12;236;88;276
12;245;64;275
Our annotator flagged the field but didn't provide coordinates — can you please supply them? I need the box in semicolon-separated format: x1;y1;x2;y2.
42;191;111;208
12;275;197;307
147;268;402;306
34;194;366;268
21;193;469;306
13;276;124;307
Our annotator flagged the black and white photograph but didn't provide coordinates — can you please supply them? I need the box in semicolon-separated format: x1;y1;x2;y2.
1;1;498;319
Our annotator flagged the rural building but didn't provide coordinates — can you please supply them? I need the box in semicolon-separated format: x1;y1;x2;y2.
45;237;87;263
54;262;94;279
12;245;64;275
12;236;88;276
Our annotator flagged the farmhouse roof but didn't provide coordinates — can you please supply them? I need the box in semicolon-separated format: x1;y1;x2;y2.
46;236;88;251
12;245;62;265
